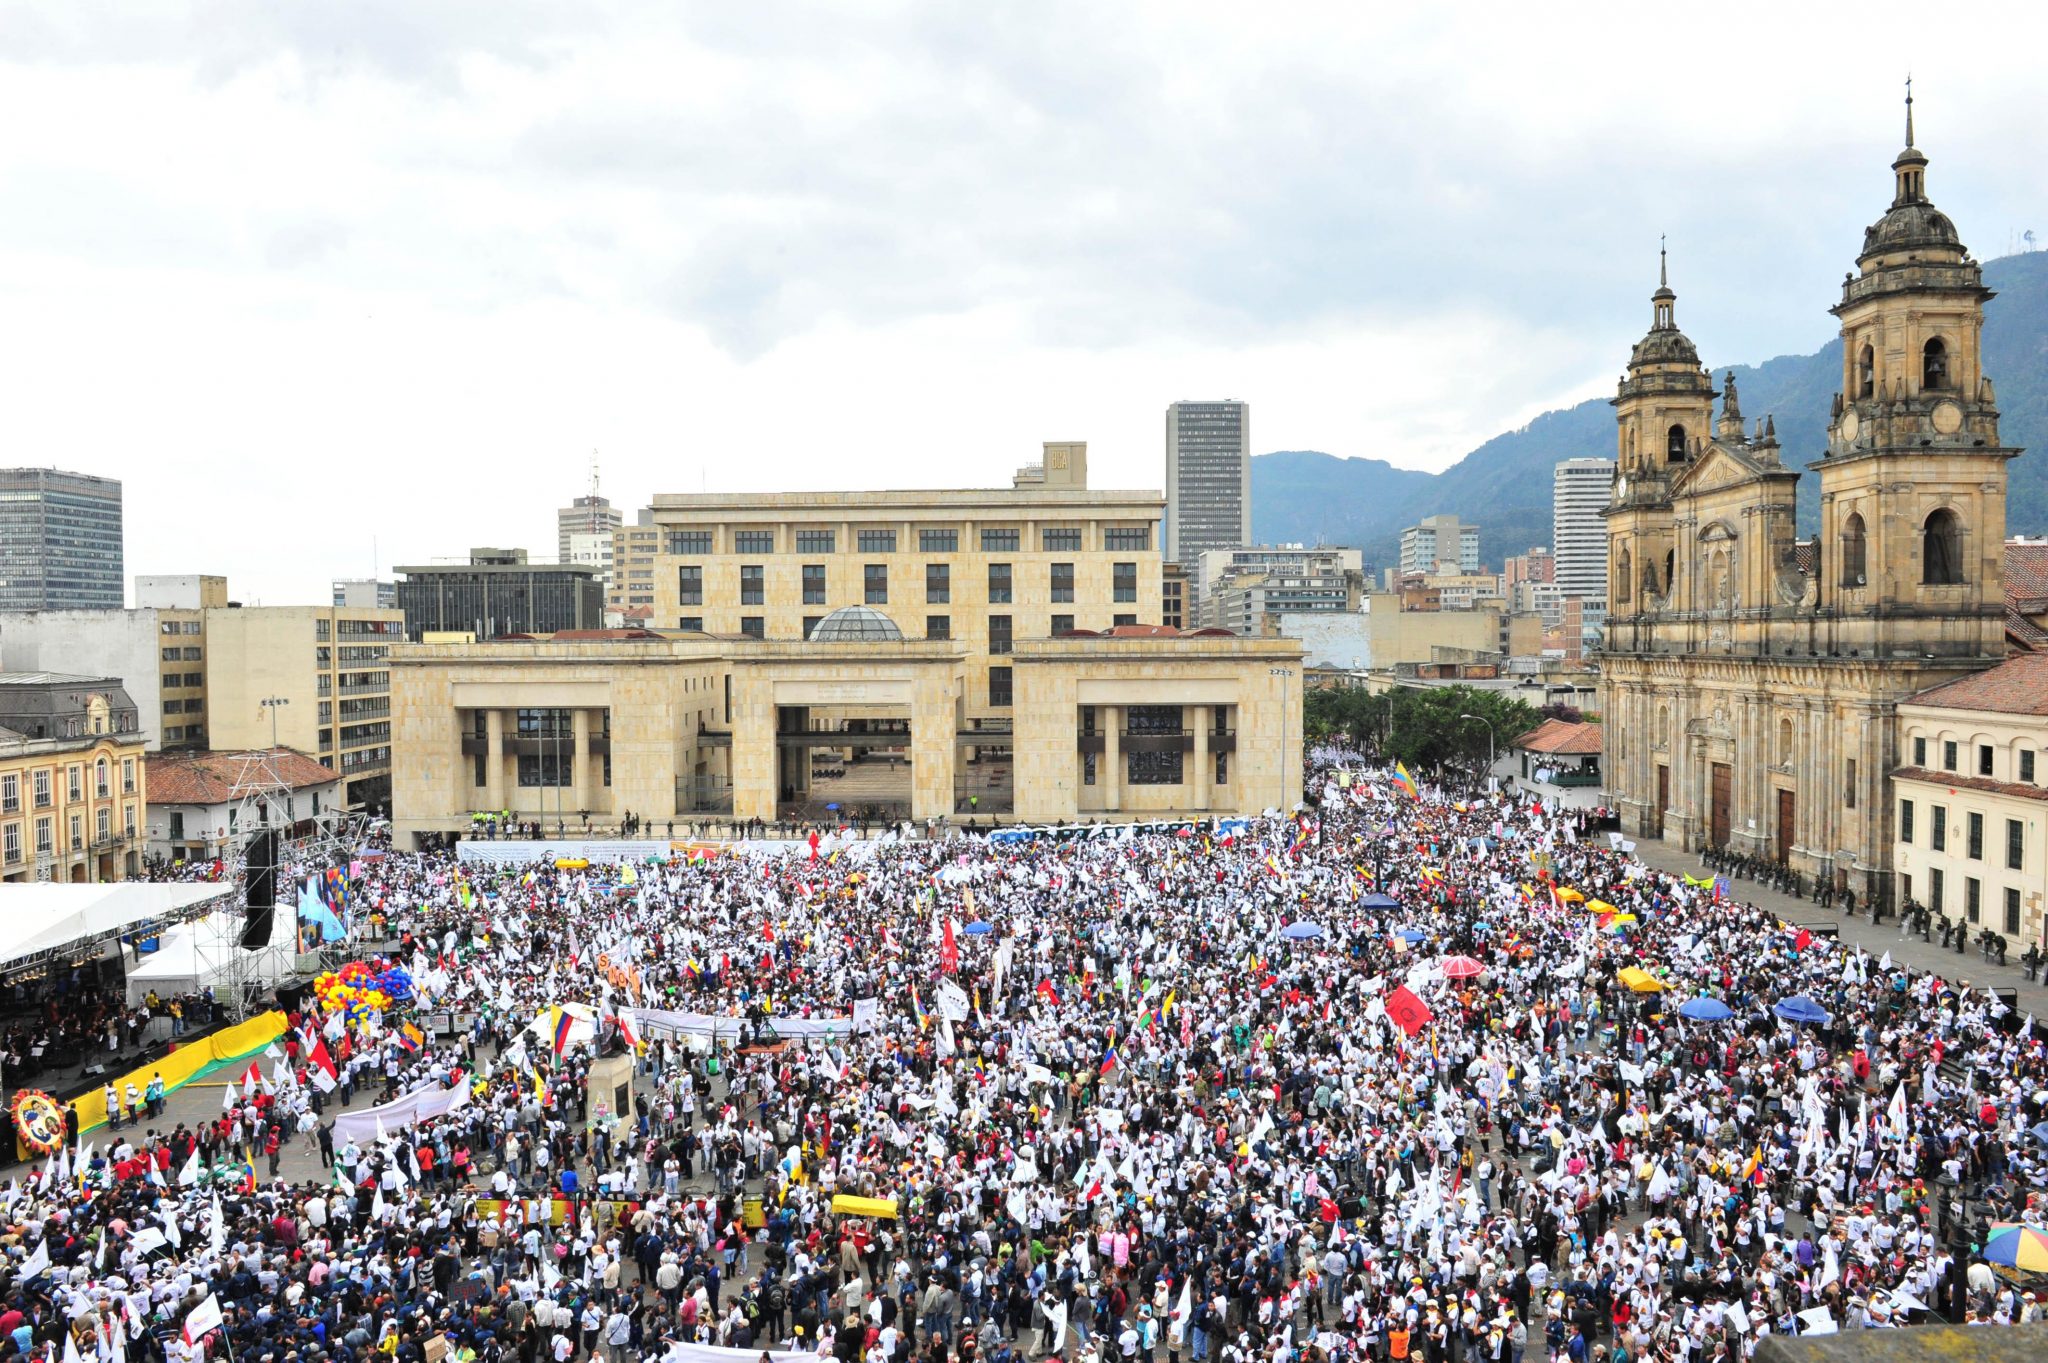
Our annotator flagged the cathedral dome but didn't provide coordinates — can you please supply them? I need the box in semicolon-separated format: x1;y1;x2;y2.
1629;326;1701;369
1859;199;1962;262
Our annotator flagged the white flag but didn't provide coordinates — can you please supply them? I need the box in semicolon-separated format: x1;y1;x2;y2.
1886;1083;1909;1138
1170;1278;1192;1345
182;1294;224;1344
18;1237;48;1279
209;1190;226;1258
177;1147;202;1187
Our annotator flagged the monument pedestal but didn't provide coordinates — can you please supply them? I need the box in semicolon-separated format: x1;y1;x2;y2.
586;1054;634;1139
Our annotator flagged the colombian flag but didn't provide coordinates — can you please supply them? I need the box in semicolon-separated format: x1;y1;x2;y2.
399;1021;424;1053
551;1009;576;1057
1392;762;1420;801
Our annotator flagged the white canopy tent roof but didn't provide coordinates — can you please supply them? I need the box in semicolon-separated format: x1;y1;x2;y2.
0;883;233;968
124;911;294;1006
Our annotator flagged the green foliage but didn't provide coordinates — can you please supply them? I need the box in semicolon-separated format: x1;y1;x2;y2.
1305;684;1538;774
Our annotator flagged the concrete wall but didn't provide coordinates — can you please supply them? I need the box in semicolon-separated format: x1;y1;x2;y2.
1363;596;1501;669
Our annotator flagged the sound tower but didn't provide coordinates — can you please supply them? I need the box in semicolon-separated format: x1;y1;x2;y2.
240;828;277;949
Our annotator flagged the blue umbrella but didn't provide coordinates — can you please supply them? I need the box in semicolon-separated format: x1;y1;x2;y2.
1362;893;1401;910
1773;995;1830;1025
962;921;994;935
1280;921;1324;940
2029;1122;2048;1147
1395;928;1427;944
1677;997;1734;1022
825;803;840;811
1473;921;1492;932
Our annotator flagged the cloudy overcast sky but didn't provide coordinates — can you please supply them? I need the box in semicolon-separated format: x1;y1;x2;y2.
1;1;2040;603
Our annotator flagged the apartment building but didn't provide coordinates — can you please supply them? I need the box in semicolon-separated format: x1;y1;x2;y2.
0;674;146;882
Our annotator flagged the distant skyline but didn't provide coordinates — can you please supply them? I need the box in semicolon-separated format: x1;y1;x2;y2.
0;3;2041;603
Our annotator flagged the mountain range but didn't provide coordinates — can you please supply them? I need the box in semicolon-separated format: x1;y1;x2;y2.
1250;251;2048;569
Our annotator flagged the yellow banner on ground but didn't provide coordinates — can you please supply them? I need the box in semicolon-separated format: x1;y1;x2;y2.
56;1011;289;1143
830;1194;899;1219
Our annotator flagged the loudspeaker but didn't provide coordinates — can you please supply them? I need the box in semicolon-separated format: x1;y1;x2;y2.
241;829;277;949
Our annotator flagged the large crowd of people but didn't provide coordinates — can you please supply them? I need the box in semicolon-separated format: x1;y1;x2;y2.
4;751;2045;1363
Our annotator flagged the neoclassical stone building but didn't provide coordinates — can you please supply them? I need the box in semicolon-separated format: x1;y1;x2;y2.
1599;101;2022;904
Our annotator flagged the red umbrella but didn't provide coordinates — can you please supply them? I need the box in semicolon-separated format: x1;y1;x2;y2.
1441;955;1486;979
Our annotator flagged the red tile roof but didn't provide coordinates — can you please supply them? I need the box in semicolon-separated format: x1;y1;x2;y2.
2006;540;2048;609
146;748;340;805
1906;652;2048;716
1889;766;2048;805
1511;718;1603;756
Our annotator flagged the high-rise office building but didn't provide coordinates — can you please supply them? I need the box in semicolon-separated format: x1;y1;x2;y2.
1164;402;1250;588
395;549;606;640
333;579;398;609
0;469;124;611
1397;514;1481;577
1552;459;1614;600
559;491;622;570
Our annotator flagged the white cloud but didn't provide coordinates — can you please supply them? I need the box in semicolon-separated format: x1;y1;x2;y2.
0;1;2040;602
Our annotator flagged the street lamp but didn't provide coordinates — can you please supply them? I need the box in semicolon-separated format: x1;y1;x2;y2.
259;696;289;749
1458;712;1498;787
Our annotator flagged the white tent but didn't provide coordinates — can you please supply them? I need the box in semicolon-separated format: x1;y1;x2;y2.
124;910;295;1006
0;883;233;968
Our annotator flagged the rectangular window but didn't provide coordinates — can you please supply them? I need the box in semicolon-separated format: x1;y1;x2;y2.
802;616;823;639
1943;740;1957;772
925;563;950;603
1965;876;1981;923
1899;798;1915;844
1128;751;1183;786
739;565;764;605
516;754;570;787
1127;704;1183;735
734;530;774;554
95;764;109;798
183;646;200;661
1967;811;1984;860
516;708;570;737
1913;736;1928;767
2006;887;2022;935
1113;613;1138;627
123;758;135;793
677;566;703;606
1113;561;1138;603
1931;805;1947;851
2008;818;2025;871
980;528;1020;552
864;563;888;605
474;754;486;788
2024;750;2038;783
988;615;1012;655
740;617;765;639
1105;527;1151;551
95;808;109;842
1216;750;1229;785
795;530;835;553
1082;751;1096;786
667;531;712;555
988;665;1012;708
1050;562;1075;603
857;530;896;553
1041;528;1082;552
68;767;82;802
1844;759;1856;810
35;818;51;855
32;771;50;808
926;615;950;640
678;617;703;632
919;529;958;553
161;647;179;661
802;564;827;605
1;823;16;863
1929;867;1944;913
1051;614;1074;636
988;563;1012;604
1978;744;1994;776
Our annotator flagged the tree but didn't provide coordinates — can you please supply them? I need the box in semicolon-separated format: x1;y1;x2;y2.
1381;686;1537;778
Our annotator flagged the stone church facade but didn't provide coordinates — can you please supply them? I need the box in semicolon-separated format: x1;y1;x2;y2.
1598;101;2021;906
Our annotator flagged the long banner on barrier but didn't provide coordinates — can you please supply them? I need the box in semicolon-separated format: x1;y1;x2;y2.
331;1080;472;1144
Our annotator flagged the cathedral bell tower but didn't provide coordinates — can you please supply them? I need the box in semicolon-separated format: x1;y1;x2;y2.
1605;243;1716;632
1817;86;2018;659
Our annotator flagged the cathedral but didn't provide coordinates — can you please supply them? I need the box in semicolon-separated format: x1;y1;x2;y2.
1597;96;2021;906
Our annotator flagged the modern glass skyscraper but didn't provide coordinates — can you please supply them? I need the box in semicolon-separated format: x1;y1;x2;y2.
0;468;124;611
1552;458;1614;600
1164;401;1250;580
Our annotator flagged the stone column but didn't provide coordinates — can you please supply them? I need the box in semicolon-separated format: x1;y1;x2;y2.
571;708;592;819
1191;704;1211;810
484;709;505;812
1102;704;1122;814
909;674;956;825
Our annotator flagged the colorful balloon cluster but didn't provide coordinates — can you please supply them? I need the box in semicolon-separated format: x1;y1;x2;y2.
313;960;416;1017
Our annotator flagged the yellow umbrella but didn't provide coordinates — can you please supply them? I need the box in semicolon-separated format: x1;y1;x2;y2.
1556;887;1586;904
830;1194;899;1219
1617;966;1665;993
1586;899;1618;915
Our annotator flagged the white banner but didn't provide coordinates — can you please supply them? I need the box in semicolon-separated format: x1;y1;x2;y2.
665;1348;819;1363
938;981;972;1022
332;1081;472;1144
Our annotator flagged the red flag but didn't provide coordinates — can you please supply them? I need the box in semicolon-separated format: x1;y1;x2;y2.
1793;929;1812;952
306;1038;339;1093
807;831;820;861
939;914;959;975
1383;985;1434;1038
